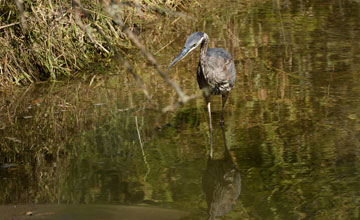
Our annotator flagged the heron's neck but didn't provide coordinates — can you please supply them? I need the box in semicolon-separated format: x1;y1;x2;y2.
200;33;209;63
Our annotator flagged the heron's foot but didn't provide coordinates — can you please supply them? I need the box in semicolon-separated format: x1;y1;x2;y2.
220;120;225;127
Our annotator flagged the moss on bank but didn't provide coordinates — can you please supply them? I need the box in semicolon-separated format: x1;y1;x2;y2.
0;0;188;88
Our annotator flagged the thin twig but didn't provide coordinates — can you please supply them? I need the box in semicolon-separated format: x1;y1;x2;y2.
0;22;20;30
135;116;150;181
261;59;308;80
154;35;180;55
162;93;202;112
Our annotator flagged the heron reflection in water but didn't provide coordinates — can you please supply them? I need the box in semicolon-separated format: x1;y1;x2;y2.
202;126;241;220
168;32;236;156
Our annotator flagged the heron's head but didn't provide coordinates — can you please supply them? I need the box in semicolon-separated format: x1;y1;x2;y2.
168;32;207;70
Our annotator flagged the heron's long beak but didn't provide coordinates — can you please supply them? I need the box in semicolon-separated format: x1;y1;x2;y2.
167;47;190;70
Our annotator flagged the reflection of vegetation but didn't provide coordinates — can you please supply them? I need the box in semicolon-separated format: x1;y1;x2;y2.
0;75;205;210
1;0;360;220
216;1;360;219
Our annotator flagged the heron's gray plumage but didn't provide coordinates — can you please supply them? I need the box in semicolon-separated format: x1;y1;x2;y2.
168;32;236;96
197;48;236;95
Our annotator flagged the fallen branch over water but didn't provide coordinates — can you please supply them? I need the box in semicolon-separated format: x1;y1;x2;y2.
162;93;202;113
105;4;190;104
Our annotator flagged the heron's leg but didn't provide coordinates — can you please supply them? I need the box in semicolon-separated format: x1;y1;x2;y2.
221;92;229;126
204;95;213;158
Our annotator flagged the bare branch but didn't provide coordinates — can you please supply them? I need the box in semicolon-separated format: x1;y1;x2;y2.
72;0;151;101
105;4;190;103
162;93;202;113
14;0;27;32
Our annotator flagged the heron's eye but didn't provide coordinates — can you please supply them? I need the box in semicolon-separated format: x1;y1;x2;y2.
192;43;197;47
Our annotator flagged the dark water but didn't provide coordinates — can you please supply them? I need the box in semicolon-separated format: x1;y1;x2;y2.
1;0;360;219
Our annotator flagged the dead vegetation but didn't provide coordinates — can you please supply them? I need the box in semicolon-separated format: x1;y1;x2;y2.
0;0;189;89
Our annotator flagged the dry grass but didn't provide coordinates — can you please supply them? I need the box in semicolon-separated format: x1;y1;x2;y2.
0;0;189;89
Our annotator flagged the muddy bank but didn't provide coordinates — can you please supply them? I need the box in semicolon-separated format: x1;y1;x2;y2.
0;204;189;220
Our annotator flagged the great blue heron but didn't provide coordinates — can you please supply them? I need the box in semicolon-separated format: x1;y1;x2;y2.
168;32;236;138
